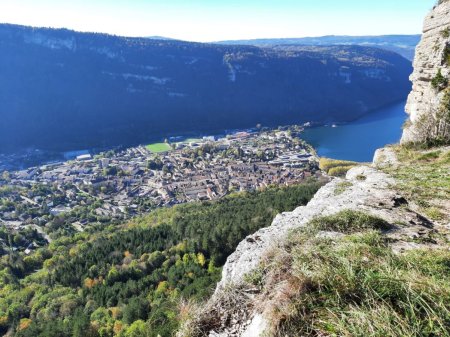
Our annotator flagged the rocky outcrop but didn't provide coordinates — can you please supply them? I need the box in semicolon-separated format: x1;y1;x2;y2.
187;165;439;337
401;1;450;143
216;165;437;293
373;147;399;168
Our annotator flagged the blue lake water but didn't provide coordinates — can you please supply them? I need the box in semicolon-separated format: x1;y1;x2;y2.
301;101;407;162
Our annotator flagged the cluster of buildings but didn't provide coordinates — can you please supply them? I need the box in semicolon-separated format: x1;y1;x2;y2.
0;129;321;250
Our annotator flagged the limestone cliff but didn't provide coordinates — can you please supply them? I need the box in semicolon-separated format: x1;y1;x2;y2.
402;0;450;143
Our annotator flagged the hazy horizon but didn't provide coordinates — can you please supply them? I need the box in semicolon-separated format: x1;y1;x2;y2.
0;22;424;43
0;0;435;42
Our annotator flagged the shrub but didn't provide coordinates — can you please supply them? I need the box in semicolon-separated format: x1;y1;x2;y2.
409;89;450;147
444;44;450;66
431;69;448;90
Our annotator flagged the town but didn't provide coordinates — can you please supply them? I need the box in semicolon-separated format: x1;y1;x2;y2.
0;127;324;253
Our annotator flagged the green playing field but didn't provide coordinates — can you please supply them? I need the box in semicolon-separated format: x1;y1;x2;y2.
146;142;172;153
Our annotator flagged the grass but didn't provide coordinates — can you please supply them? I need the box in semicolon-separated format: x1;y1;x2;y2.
334;181;352;195
308;209;393;233
381;145;450;221
252;211;450;336
424;207;446;221
319;158;360;177
416;151;442;161
328;165;355;177
180;206;450;337
146;142;172;153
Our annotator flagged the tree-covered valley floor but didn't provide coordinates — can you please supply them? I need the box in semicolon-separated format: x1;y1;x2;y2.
0;181;323;337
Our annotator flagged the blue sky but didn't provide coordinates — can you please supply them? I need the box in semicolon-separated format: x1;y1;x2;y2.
0;0;436;42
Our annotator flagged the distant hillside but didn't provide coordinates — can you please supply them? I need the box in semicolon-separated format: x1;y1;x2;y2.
146;36;178;41
217;35;421;61
0;24;412;152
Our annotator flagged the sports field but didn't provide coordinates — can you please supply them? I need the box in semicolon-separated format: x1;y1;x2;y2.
146;142;172;153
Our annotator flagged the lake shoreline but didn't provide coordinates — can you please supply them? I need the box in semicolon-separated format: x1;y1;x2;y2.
301;101;407;162
0;101;407;170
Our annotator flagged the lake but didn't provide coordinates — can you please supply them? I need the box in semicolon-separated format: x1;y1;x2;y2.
301;101;407;162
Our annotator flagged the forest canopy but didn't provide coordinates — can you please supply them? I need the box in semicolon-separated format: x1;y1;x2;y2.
0;181;322;337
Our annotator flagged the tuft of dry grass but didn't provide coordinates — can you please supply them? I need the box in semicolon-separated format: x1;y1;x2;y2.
319;158;360;177
251;211;450;336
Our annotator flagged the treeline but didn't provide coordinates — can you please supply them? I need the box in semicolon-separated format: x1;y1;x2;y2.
0;181;322;337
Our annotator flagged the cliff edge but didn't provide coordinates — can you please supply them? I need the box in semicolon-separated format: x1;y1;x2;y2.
179;158;448;336
402;0;450;144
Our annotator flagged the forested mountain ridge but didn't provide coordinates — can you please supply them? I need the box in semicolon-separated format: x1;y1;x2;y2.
217;35;421;61
0;24;412;152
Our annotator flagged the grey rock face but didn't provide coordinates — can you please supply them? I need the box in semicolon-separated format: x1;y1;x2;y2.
373;147;399;168
216;166;427;292
401;1;450;143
